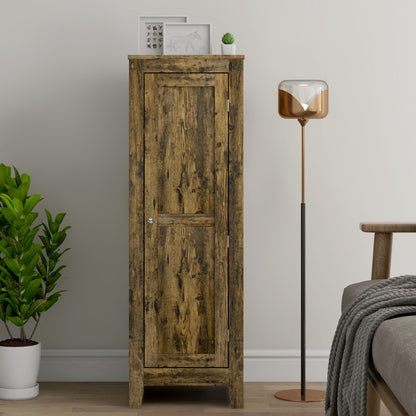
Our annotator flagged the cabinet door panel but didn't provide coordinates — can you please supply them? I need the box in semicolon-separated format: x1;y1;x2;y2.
144;73;229;368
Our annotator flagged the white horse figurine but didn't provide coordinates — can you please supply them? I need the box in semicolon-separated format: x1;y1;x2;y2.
166;31;202;53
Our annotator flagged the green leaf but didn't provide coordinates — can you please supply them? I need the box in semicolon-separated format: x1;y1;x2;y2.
45;209;53;228
12;198;23;213
23;212;38;228
23;194;41;215
0;266;13;279
0;164;11;183
36;260;46;276
55;213;66;226
26;299;47;317
22;227;40;251
21;244;41;266
1;207;17;224
23;278;42;302
8;236;21;254
46;265;66;286
0;245;12;258
16;182;30;202
52;231;67;246
5;304;12;319
4;258;20;275
21;253;39;276
41;298;58;312
46;283;56;293
47;290;65;301
12;166;22;187
8;315;24;327
20;173;30;185
8;226;18;240
6;297;21;315
39;251;47;270
49;259;57;272
39;235;51;252
50;222;59;234
51;264;66;275
42;223;52;240
0;194;15;211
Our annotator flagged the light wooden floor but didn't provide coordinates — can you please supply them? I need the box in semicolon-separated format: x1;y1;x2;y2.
0;382;391;415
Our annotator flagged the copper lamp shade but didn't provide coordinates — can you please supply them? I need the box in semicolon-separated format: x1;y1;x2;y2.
274;80;328;404
278;80;328;120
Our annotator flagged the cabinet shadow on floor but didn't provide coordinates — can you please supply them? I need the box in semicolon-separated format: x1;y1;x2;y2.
143;386;230;406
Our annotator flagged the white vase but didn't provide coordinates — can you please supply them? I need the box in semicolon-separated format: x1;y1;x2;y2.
0;342;41;400
221;43;236;55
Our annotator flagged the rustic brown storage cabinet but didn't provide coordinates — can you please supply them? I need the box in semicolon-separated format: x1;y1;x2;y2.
128;55;244;408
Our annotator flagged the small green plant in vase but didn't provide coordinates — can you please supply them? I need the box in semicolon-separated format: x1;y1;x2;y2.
221;32;236;55
0;164;70;400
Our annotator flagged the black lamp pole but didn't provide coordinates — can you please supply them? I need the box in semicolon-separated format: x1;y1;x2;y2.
299;118;307;400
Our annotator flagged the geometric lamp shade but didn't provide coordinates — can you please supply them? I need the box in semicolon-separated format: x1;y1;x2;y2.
279;80;328;120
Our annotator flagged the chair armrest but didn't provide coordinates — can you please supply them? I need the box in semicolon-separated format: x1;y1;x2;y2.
361;223;416;233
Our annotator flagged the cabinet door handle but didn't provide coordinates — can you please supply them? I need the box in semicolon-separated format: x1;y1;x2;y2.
147;217;154;224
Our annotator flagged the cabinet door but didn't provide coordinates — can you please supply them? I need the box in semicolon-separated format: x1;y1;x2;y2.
144;73;229;368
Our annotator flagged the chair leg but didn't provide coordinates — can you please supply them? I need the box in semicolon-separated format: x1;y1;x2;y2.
367;380;380;416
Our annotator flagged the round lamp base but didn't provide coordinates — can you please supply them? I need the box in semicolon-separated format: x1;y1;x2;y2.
274;388;325;402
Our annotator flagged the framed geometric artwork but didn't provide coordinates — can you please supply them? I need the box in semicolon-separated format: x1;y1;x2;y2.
138;16;188;55
163;23;212;55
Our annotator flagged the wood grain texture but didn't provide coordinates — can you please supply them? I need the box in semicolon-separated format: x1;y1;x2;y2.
129;55;245;60
128;59;144;408
144;368;229;386
141;58;229;73
371;233;392;280
361;223;416;233
367;380;381;416
158;214;214;227
143;71;229;369
128;56;242;76
363;223;409;416
228;58;244;409
368;364;408;416
155;354;215;368
129;56;244;408
143;73;159;368
156;226;215;360
153;74;215;215
214;74;229;368
5;382;391;416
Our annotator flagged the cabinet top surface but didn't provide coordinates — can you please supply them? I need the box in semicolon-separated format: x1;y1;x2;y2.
128;55;245;60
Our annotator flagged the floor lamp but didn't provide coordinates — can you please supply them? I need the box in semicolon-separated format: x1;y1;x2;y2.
274;80;328;402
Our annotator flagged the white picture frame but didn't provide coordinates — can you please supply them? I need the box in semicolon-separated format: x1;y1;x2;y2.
163;23;212;55
138;16;188;55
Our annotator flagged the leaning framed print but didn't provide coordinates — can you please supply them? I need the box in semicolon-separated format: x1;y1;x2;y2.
163;23;212;55
138;16;188;55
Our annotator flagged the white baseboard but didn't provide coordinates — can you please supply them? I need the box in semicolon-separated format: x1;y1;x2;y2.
39;349;329;382
244;349;329;382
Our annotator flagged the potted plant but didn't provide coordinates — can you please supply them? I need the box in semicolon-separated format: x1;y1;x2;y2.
221;32;236;55
0;164;70;400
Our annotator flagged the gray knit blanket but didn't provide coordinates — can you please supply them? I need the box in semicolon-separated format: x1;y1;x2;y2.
325;275;416;416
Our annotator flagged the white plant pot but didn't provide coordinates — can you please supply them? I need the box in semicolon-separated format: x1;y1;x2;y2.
0;342;41;400
221;43;236;55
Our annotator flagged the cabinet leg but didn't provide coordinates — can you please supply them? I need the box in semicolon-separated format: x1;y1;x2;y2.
229;381;244;408
129;379;143;408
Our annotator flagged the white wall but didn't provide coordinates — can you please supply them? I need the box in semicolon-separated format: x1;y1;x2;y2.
1;0;416;379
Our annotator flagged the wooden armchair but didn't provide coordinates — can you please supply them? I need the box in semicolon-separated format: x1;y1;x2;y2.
361;223;416;416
